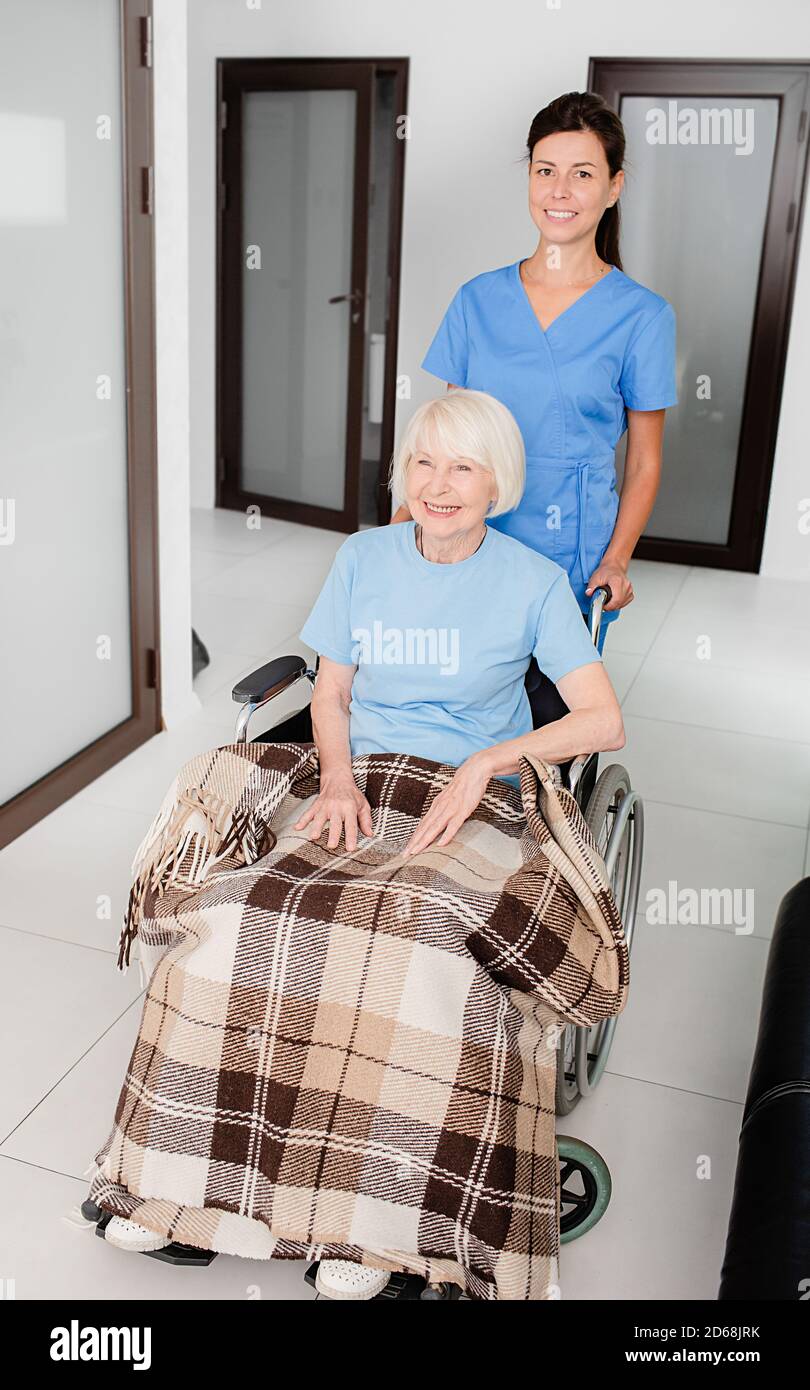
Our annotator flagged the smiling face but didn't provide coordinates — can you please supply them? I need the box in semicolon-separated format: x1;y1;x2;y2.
404;443;498;541
528;128;623;250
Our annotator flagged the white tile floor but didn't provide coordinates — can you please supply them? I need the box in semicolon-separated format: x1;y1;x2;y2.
1;507;808;1302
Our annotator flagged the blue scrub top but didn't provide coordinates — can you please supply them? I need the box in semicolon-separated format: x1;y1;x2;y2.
421;261;678;616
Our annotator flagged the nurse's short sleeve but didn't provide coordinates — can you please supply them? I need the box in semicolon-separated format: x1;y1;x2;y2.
421;285;468;387
619;301;678;411
299;542;357;666
532;572;602;684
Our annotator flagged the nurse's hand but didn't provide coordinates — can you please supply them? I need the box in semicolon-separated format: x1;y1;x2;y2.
401;752;491;858
586;560;634;610
294;768;374;852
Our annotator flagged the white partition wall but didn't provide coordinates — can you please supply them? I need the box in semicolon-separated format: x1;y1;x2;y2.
0;0;133;805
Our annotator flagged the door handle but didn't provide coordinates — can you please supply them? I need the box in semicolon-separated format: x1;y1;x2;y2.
328;288;363;304
328;287;364;323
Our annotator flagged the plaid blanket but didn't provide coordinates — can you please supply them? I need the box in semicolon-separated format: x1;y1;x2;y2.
87;740;628;1300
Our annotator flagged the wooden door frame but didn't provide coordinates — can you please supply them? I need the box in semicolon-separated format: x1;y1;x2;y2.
374;60;409;526
589;58;810;571
216;57;409;533
1;0;161;850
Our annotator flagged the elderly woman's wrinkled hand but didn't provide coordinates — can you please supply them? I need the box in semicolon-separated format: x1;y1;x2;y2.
402;752;492;858
293;768;374;853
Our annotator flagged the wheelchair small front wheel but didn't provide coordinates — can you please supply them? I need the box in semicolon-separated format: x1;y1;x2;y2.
558;1136;612;1243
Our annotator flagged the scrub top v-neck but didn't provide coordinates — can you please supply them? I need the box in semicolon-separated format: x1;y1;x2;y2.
420;260;677;615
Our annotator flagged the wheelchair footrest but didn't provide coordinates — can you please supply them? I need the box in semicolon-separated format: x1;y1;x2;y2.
304;1260;461;1300
94;1209;218;1266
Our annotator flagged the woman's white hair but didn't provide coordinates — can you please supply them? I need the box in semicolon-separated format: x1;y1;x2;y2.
388;390;525;517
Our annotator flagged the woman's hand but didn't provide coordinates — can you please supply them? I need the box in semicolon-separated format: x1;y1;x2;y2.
587;409;664;612
586;558;634;611
402;751;492;858
293;767;373;852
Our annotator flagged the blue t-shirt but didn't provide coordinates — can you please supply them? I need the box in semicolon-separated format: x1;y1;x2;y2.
299;521;601;789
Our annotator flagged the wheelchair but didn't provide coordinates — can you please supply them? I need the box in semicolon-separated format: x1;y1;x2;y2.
84;587;642;1297
231;583;643;1293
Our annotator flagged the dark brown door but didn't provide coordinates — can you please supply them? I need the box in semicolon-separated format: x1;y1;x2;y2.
217;59;407;534
589;60;810;571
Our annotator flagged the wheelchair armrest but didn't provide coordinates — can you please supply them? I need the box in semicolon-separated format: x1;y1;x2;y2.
567;752;590;797
232;655;313;706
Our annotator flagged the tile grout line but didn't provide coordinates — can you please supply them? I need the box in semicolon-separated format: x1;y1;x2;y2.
620;652;810;682
636;795;809;832
616;563;691;708
190;518;299;549
0;1151;103;1187
0;993;145;1150
0;921;119;957
628;798;804;832
630;909;779;945
624;709;810;749
596;1066;747;1110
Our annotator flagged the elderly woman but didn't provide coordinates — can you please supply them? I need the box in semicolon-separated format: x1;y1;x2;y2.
294;388;624;1298
98;389;624;1294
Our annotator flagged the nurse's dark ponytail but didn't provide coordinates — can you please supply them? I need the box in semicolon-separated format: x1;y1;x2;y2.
526;92;625;271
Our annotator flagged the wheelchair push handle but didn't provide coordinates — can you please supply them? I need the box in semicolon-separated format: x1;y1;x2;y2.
587;584;612;648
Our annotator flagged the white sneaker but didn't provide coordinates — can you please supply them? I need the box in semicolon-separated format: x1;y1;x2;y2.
104;1216;169;1253
315;1259;391;1300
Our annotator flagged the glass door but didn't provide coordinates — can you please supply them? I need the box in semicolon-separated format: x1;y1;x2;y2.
218;61;373;531
620;95;778;546
590;61;810;571
0;0;160;847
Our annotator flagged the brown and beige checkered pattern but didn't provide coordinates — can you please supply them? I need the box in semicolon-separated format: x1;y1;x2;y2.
87;740;628;1300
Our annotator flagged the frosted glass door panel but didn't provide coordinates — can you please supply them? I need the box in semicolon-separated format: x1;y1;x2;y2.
620;96;778;544
241;90;355;509
0;0;132;805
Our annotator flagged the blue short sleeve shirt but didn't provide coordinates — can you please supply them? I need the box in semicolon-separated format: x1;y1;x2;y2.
299;522;601;789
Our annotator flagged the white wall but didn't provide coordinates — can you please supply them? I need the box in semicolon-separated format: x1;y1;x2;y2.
760;193;810;581
175;0;810;642
154;0;200;726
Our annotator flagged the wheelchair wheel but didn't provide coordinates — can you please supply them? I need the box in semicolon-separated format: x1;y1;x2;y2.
555;764;643;1116
558;1136;612;1242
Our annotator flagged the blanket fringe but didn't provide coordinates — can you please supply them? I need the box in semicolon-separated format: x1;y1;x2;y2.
116;785;275;972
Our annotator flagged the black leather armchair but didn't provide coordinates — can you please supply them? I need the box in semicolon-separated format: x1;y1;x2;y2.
718;878;810;1300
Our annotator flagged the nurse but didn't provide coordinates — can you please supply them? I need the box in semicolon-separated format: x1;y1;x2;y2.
392;90;678;640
